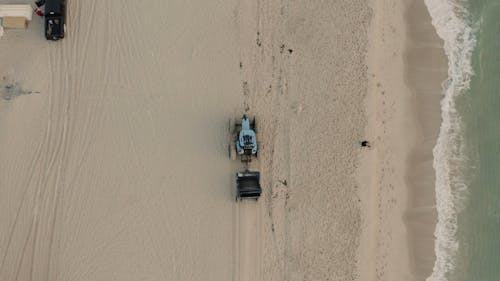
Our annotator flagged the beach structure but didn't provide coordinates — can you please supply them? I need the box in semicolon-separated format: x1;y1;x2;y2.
0;5;32;29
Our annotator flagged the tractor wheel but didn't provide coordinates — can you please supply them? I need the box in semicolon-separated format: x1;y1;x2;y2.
235;117;242;128
256;142;260;158
251;117;256;131
229;143;236;160
228;119;234;134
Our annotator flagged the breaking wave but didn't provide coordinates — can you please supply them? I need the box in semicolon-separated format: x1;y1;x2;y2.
424;0;477;281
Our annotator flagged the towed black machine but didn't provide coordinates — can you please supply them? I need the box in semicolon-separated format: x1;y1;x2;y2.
235;170;261;201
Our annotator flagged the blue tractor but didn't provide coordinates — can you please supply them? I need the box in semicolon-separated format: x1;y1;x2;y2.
229;115;258;162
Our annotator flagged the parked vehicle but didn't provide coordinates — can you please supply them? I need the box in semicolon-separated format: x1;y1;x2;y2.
37;0;66;40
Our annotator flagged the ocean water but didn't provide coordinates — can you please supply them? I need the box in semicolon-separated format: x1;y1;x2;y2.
424;0;500;281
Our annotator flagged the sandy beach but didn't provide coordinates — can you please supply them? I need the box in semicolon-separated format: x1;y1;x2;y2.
0;0;446;281
359;0;446;281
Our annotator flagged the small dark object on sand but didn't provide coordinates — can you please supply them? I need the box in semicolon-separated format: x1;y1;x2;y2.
361;140;370;148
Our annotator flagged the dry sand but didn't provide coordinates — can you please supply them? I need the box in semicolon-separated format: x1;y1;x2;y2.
0;0;445;281
1;1;241;280
245;1;371;280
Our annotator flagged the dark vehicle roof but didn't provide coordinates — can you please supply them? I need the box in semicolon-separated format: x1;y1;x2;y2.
45;16;64;40
45;0;65;14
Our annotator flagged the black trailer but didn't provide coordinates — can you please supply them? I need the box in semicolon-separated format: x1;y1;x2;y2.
43;0;66;40
236;170;261;201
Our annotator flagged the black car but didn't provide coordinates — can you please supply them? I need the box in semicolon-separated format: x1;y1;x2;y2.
37;0;66;40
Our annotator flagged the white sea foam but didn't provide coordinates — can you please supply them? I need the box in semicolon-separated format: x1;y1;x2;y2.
423;0;477;281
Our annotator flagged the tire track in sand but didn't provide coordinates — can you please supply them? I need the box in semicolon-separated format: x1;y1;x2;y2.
3;1;98;279
235;200;262;281
234;0;266;279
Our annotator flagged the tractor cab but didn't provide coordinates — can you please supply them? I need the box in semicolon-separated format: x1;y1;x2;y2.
228;115;257;162
237;117;257;156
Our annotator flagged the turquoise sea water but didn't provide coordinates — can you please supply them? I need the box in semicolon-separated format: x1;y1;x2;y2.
424;1;500;281
460;1;500;281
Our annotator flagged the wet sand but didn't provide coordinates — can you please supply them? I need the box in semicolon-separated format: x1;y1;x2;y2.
358;0;446;281
405;0;447;278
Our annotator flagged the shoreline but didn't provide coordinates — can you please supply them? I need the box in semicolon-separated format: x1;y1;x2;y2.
358;0;446;280
404;0;447;278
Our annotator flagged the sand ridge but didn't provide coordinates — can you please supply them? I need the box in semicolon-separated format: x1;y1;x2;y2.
242;1;371;280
